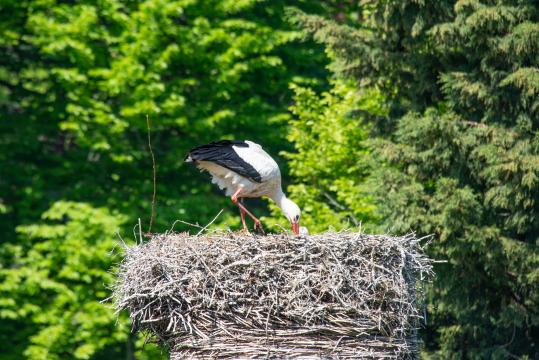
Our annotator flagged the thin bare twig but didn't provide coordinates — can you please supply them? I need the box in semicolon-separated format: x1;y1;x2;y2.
167;219;203;233
462;120;488;128
196;209;224;236
322;191;360;226
138;218;142;244
146;115;157;233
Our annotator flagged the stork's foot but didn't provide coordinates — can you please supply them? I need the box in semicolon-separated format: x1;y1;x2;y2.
239;228;251;236
253;220;265;235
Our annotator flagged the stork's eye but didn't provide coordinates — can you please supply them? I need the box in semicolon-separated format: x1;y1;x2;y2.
294;215;300;222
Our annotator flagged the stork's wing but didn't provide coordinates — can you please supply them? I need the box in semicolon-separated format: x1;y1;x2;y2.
185;140;263;183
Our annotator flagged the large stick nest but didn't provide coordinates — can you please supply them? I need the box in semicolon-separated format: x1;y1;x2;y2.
113;232;433;359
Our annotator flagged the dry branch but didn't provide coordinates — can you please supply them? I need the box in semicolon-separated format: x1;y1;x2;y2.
113;231;433;359
146;115;156;234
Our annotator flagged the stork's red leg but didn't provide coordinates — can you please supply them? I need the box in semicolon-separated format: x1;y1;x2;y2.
231;188;243;204
239;199;248;231
231;189;264;234
235;201;264;234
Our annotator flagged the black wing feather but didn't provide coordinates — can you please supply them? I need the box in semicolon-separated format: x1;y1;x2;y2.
185;140;263;183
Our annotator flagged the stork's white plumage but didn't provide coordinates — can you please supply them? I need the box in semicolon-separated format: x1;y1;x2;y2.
185;140;301;235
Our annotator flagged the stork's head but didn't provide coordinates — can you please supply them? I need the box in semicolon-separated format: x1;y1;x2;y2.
281;198;301;235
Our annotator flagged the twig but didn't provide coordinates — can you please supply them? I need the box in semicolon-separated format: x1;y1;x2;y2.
323;191;346;210
146;115;157;233
322;191;360;226
462;120;488;128
138;218;142;243
196;209;224;236
169;219;203;231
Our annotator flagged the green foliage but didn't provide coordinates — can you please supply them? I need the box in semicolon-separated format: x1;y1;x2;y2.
4;0;537;358
0;0;330;358
0;202;127;359
0;0;328;236
291;0;539;358
267;81;383;232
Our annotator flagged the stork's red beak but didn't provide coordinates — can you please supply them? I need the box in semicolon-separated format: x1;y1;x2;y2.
292;222;299;235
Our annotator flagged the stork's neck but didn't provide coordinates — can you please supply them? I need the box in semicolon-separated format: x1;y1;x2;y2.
270;188;301;226
270;188;287;209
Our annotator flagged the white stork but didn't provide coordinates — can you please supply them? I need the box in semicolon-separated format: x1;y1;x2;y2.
185;140;301;235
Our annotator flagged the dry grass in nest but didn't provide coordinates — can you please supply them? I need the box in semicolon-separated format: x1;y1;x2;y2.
113;231;433;359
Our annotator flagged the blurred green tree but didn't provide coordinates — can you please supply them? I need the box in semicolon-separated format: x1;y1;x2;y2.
267;80;384;233
0;0;328;235
289;1;539;358
0;0;330;358
0;202;142;360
